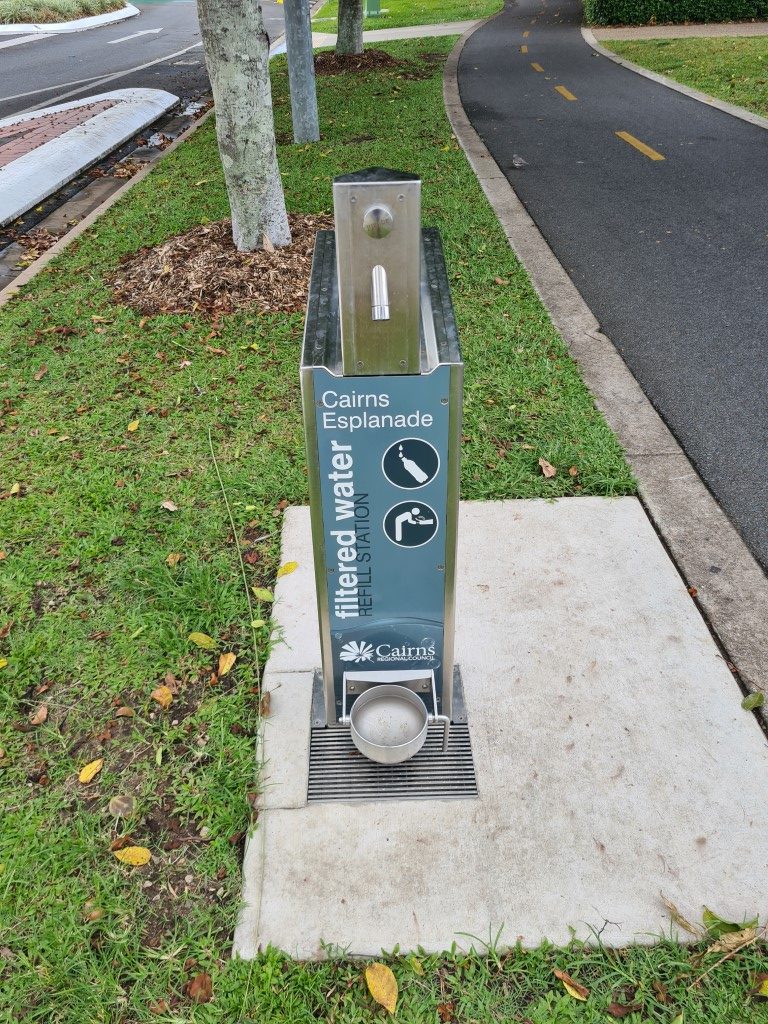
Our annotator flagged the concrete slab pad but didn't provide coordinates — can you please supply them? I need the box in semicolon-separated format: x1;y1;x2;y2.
0;88;177;226
235;499;768;958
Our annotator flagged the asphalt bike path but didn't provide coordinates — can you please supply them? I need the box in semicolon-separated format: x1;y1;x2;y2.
0;0;285;120
458;0;768;571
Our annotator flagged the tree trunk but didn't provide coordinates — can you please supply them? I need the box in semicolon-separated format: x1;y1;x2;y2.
197;0;291;251
336;0;363;55
284;0;320;143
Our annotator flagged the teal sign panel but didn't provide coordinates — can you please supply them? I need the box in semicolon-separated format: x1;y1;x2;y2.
312;365;451;708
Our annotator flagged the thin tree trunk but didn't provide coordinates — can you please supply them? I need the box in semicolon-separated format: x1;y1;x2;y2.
197;0;291;251
336;0;363;55
284;0;320;143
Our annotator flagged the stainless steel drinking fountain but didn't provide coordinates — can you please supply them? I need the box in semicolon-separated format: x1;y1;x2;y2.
301;169;464;770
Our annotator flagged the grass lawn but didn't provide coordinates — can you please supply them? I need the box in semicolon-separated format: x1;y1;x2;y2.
0;0;122;24
11;31;758;1024
605;36;768;117
311;0;501;33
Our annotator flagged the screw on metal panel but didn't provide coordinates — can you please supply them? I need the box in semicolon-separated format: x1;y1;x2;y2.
317;400;323;406
327;567;336;573
399;360;407;368
437;565;445;571
397;194;405;201
350;196;357;204
356;361;364;369
441;397;449;405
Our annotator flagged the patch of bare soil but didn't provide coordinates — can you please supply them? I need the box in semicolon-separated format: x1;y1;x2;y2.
314;48;407;75
109;213;333;318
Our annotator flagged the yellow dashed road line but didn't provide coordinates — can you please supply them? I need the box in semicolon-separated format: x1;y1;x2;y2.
555;85;577;101
531;62;544;72
521;44;528;53
523;30;530;36
615;130;665;160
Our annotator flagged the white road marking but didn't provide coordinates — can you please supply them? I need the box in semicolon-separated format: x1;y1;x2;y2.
1;40;203;113
1;73;106;104
0;33;52;49
108;28;164;44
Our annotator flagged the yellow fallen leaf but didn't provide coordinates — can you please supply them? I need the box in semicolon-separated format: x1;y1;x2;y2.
127;420;139;432
250;619;266;629
218;652;236;676
189;631;216;650
0;659;7;670
756;978;768;998
251;587;273;602
113;846;151;866
9;483;20;495
166;552;183;567
78;758;104;784
553;969;588;1001
276;561;298;578
151;685;173;709
365;962;398;1014
0;551;6;560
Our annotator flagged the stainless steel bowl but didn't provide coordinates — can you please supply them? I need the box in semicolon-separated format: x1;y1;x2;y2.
349;684;429;764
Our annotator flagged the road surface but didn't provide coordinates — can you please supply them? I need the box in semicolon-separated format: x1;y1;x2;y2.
458;0;768;571
0;0;286;121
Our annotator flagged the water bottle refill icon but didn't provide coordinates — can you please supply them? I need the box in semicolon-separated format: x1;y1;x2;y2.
399;445;428;484
301;168;464;763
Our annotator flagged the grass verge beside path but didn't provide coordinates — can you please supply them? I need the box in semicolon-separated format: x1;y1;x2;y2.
312;0;501;33
0;36;638;1022
0;0;122;24
605;36;768;116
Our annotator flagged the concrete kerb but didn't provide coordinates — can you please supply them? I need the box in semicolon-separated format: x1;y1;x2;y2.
581;26;768;133
0;103;215;309
0;2;139;34
444;23;768;702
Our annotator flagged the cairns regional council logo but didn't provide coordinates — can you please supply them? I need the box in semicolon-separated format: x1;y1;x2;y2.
339;641;375;663
338;639;437;664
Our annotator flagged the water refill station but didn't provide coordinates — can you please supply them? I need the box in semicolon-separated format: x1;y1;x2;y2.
301;168;464;766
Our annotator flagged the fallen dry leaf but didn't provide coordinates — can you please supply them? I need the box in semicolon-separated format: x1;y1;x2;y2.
652;980;669;1004
34;365;48;381
0;658;7;670
260;691;271;717
568;466;579;477
186;972;213;1004
9;483;21;496
113;845;151;866
108;794;136;818
607;1003;642;1018
218;652;236;676
365;962;397;1014
160;500;178;512
538;457;557;479
277;560;299;578
166;552;183;567
0;551;6;560
151;685;173;710
115;706;134;718
706;926;757;955
189;631;216;650
29;704;48;726
660;894;702;937
437;1002;455;1022
127;420;139;432
262;233;275;253
78;758;104;784
754;973;768;998
553;969;588;1001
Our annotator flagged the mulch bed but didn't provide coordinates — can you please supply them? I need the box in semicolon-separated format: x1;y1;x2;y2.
314;48;409;76
108;213;334;318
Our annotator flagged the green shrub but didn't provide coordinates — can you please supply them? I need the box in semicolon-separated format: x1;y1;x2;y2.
584;0;768;25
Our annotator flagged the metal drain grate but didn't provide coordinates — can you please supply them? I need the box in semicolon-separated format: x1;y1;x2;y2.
307;724;477;803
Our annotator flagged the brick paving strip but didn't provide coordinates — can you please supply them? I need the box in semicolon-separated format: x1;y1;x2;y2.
0;101;116;169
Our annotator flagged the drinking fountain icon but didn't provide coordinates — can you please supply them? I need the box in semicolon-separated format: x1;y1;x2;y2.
394;505;435;543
